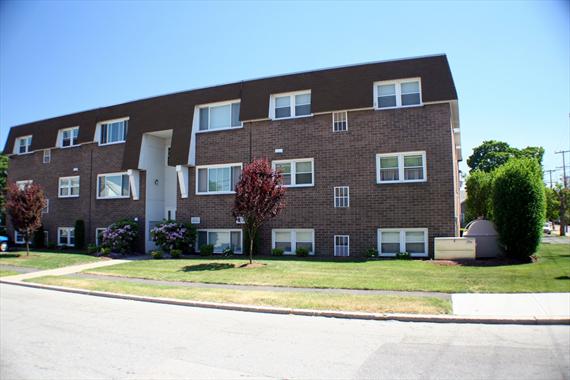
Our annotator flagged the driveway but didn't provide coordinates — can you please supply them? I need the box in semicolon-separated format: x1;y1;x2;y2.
1;284;569;379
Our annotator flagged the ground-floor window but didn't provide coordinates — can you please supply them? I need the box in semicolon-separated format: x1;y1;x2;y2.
377;228;428;257
196;229;242;254
334;235;350;257
272;229;315;255
95;228;106;246
58;227;75;247
14;231;31;244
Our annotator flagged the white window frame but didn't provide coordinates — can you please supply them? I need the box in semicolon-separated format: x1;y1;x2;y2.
195;229;243;254
14;135;32;155
377;228;428;258
333;186;350;208
95;228;106;246
14;231;31;245
96;172;131;199
43;149;51;164
196;99;242;133
334;235;350;257
271;229;315;255
332;111;348;132
57;227;75;247
195;163;243;195
58;176;80;198
376;151;427;184
96;117;129;146
16;180;32;190
373;78;422;110
272;158;314;188
42;199;49;214
269;90;312;120
58;126;79;148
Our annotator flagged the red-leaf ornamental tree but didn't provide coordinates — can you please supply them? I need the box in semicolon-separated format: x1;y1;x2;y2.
6;183;46;256
233;159;286;264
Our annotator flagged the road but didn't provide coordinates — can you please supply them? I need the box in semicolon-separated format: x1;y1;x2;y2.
1;284;569;380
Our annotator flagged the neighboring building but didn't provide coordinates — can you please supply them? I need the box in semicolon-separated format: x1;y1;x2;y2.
3;54;462;257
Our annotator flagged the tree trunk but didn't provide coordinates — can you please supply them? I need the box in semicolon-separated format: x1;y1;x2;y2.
249;233;254;265
25;233;30;256
560;203;567;237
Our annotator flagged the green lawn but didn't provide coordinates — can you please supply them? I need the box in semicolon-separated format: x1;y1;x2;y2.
27;276;450;314
0;269;18;277
0;251;103;270
86;244;570;293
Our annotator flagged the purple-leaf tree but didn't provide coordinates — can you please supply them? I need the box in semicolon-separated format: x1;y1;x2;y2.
6;183;46;256
232;159;286;264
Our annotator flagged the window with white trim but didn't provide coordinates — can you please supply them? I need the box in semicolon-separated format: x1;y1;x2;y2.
270;90;311;119
196;229;242;254
332;111;348;132
374;78;422;109
58;176;80;198
376;151;426;184
59;127;79;147
14;231;31;244
334;186;349;208
378;228;428;257
334;235;350;257
42;199;49;214
196;164;242;194
99;119;128;145
97;173;130;199
272;159;314;187
199;101;241;131
15;136;32;154
43;149;51;164
58;227;75;247
16;180;32;190
272;229;315;255
95;228;106;246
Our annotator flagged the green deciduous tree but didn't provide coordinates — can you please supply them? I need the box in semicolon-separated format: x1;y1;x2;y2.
465;170;495;221
467;140;544;173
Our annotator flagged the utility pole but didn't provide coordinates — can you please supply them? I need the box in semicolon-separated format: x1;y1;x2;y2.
544;169;557;188
555;150;570;188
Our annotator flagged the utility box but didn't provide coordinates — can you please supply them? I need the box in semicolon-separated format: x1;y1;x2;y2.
434;237;476;260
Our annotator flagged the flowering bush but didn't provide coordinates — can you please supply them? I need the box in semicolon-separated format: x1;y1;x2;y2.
101;219;139;254
151;220;196;252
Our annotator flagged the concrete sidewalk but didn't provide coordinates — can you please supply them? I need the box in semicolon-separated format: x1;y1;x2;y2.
452;293;570;317
1;259;129;282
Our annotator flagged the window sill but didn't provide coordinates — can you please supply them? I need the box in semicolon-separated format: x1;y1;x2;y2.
96;196;131;200
282;184;314;188
196;191;236;196
98;140;126;146
58;144;80;149
58;195;80;199
379;252;428;258
376;179;427;185
195;125;243;134
272;114;313;121
374;104;423;111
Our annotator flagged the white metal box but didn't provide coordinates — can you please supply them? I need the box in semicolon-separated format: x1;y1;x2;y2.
434;237;476;260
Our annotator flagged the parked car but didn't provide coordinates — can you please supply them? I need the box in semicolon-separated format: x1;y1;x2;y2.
543;222;553;235
0;235;9;252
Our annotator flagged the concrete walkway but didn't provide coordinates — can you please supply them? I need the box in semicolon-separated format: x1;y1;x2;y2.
0;264;38;274
453;293;570;317
1;259;130;282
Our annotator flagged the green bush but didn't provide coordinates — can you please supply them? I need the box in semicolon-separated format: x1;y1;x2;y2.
47;242;57;250
151;251;163;259
32;226;45;249
100;247;111;256
170;249;182;259
222;247;234;256
465;170;495;221
492;158;545;258
200;244;214;256
295;247;309;257
365;248;378;258
100;219;138;254
87;244;98;255
74;220;86;249
272;247;284;256
396;251;411;260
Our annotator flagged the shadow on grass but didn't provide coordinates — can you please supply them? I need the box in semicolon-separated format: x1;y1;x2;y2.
180;263;235;272
0;253;21;259
555;276;570;280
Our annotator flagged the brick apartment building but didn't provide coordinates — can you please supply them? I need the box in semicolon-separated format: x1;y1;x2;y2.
3;54;462;258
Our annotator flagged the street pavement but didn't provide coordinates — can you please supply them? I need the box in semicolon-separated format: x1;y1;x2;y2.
1;284;569;380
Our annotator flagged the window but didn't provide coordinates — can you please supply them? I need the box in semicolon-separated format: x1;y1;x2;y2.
196;163;242;194
334;186;349;208
196;230;242;254
59;127;79;147
42;199;49;214
270;90;311;119
58;176;80;198
15;135;32;154
376;151;426;184
334;235;350;257
14;231;31;245
272;159;314;187
272;229;315;255
43;149;51;164
16;180;32;190
99;119;128;145
377;228;428;257
58;227;75;247
97;173;130;199
332;111;348;132
374;78;422;109
199;101;241;131
95;228;106;246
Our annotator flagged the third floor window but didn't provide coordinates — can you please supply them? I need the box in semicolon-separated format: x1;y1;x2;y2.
270;90;311;119
199;101;241;131
99;119;128;145
374;78;422;109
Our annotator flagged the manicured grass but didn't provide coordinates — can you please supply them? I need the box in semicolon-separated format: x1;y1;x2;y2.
0;251;103;270
27;276;451;314
0;269;18;277
87;244;570;293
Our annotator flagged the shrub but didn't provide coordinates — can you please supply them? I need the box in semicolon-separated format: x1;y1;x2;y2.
101;219;139;254
32;226;45;249
170;249;182;259
396;251;411;260
200;244;214;256
151;220;196;252
272;247;284;256
100;247;111;256
465;170;495;221
151;250;163;260
74;220;86;249
87;244;98;255
365;248;378;258
492;158;545;258
222;247;234;256
47;242;57;250
296;247;309;257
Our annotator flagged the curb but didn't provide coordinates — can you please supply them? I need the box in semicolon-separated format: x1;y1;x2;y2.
1;280;568;326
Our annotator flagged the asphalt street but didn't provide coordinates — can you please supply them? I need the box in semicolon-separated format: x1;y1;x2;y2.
1;284;569;380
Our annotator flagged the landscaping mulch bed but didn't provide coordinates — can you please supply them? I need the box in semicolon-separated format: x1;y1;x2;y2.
430;256;535;267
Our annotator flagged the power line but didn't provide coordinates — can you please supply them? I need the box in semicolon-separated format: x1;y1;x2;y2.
555;150;570;188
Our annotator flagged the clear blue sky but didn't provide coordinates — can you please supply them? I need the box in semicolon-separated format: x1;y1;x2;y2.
1;1;569;180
